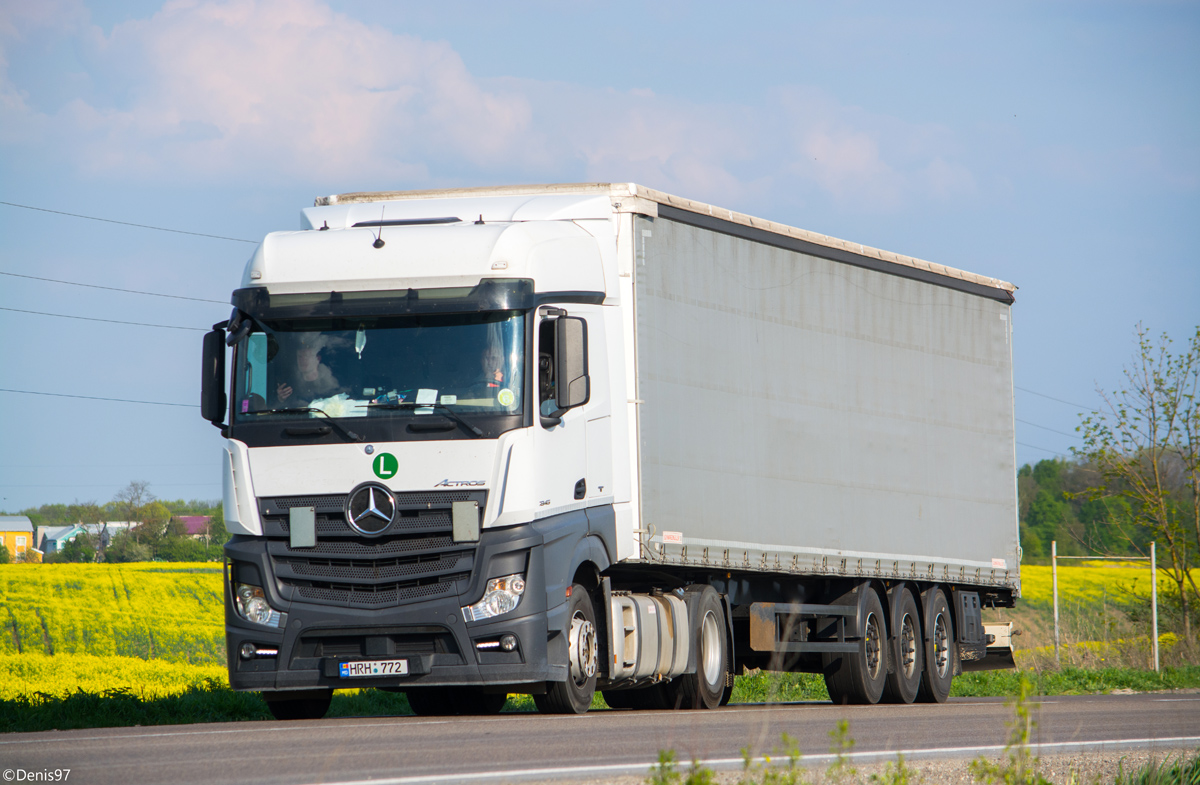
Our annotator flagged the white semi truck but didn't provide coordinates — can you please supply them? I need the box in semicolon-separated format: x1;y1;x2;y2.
201;183;1019;719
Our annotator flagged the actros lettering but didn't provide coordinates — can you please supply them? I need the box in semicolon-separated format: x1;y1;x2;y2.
434;479;486;487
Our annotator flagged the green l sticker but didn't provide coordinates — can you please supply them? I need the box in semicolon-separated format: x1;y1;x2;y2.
372;452;398;479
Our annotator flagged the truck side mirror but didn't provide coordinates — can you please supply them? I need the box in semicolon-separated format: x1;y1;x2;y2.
555;316;589;411
201;329;228;427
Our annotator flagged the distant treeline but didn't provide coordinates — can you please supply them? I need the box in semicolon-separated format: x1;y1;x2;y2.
3;490;227;564
1018;458;1149;561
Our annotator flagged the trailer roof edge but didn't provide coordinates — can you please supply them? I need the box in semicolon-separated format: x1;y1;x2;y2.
316;183;1016;298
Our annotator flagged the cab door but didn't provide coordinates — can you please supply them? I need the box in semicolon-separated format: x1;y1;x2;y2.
530;306;595;516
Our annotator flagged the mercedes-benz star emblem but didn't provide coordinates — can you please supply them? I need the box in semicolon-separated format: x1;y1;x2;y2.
344;482;396;536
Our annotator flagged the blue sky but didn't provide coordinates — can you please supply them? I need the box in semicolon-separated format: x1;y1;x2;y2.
1;0;1197;512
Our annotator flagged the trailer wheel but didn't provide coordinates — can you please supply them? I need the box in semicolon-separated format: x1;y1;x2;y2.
669;586;727;710
882;586;923;704
263;690;332;720
917;588;955;703
406;688;508;716
822;584;887;705
534;583;598;714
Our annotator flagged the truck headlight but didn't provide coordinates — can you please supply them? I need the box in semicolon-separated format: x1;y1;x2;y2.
234;583;282;628
461;574;526;622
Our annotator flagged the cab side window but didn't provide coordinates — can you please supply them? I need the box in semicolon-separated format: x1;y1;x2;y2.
538;318;556;416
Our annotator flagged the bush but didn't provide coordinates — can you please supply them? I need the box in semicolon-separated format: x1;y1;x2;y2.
104;531;153;563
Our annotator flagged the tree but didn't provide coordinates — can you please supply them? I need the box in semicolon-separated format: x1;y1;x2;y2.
1075;324;1200;642
104;530;153;563
112;481;154;544
52;531;97;563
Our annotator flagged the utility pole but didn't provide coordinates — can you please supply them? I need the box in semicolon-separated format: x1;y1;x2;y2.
1151;541;1159;673
1052;540;1060;665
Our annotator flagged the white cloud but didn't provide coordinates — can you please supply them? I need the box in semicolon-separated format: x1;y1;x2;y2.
0;0;983;210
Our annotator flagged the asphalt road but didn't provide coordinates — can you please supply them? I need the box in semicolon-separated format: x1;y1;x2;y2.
2;694;1198;785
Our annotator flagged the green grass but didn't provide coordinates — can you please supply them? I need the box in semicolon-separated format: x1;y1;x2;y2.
728;666;1200;704
1116;750;1200;785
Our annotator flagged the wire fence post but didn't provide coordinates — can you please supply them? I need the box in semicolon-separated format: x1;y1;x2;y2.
1052;540;1060;665
1151;541;1159;673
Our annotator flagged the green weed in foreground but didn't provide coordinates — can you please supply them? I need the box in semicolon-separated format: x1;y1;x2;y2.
1116;751;1200;785
969;673;1051;785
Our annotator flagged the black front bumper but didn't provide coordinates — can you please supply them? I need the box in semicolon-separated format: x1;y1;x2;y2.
225;520;570;694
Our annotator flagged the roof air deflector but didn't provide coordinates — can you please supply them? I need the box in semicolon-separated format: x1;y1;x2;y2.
351;217;462;228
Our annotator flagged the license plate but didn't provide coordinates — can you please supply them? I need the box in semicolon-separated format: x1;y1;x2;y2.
339;659;409;678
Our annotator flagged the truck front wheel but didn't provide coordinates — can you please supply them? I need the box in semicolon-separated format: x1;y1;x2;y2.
534;583;598;714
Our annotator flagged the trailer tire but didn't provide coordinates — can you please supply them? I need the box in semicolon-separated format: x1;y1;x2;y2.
263;691;332;720
669;586;727;710
882;586;923;704
917;588;955;703
822;584;887;705
534;583;598;714
407;688;508;716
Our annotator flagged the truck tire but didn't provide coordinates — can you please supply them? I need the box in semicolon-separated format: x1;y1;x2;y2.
916;588;955;703
822;584;887;705
668;586;728;710
882;586;923;704
534;583;598;714
407;688;508;716
263;691;332;720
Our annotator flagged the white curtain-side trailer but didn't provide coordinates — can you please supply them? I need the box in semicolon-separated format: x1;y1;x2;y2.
201;183;1019;719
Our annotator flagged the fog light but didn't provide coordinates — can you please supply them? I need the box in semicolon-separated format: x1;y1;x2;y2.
500;634;517;652
240;642;257;659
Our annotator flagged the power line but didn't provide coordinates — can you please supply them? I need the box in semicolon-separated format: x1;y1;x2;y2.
0;270;227;304
1015;385;1090;410
1015;417;1082;440
0;200;257;244
0;306;206;331
1017;440;1067;455
0;388;196;408
0;483;221;488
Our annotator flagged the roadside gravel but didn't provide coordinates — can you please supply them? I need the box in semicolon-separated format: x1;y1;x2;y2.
543;746;1199;785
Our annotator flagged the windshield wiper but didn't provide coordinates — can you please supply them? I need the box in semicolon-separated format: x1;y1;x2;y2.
364;401;484;437
248;407;364;442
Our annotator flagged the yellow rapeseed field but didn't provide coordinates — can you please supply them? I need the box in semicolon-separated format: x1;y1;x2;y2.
1;562;226;698
1019;563;1178;606
0;653;227;701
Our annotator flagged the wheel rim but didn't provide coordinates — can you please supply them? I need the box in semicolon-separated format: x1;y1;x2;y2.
568;610;597;684
864;611;883;679
700;610;722;686
899;612;917;679
932;611;949;679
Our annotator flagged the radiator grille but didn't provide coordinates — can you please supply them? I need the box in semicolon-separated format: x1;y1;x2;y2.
258;491;484;609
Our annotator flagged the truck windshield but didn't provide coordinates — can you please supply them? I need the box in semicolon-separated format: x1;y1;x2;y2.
232;311;524;422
